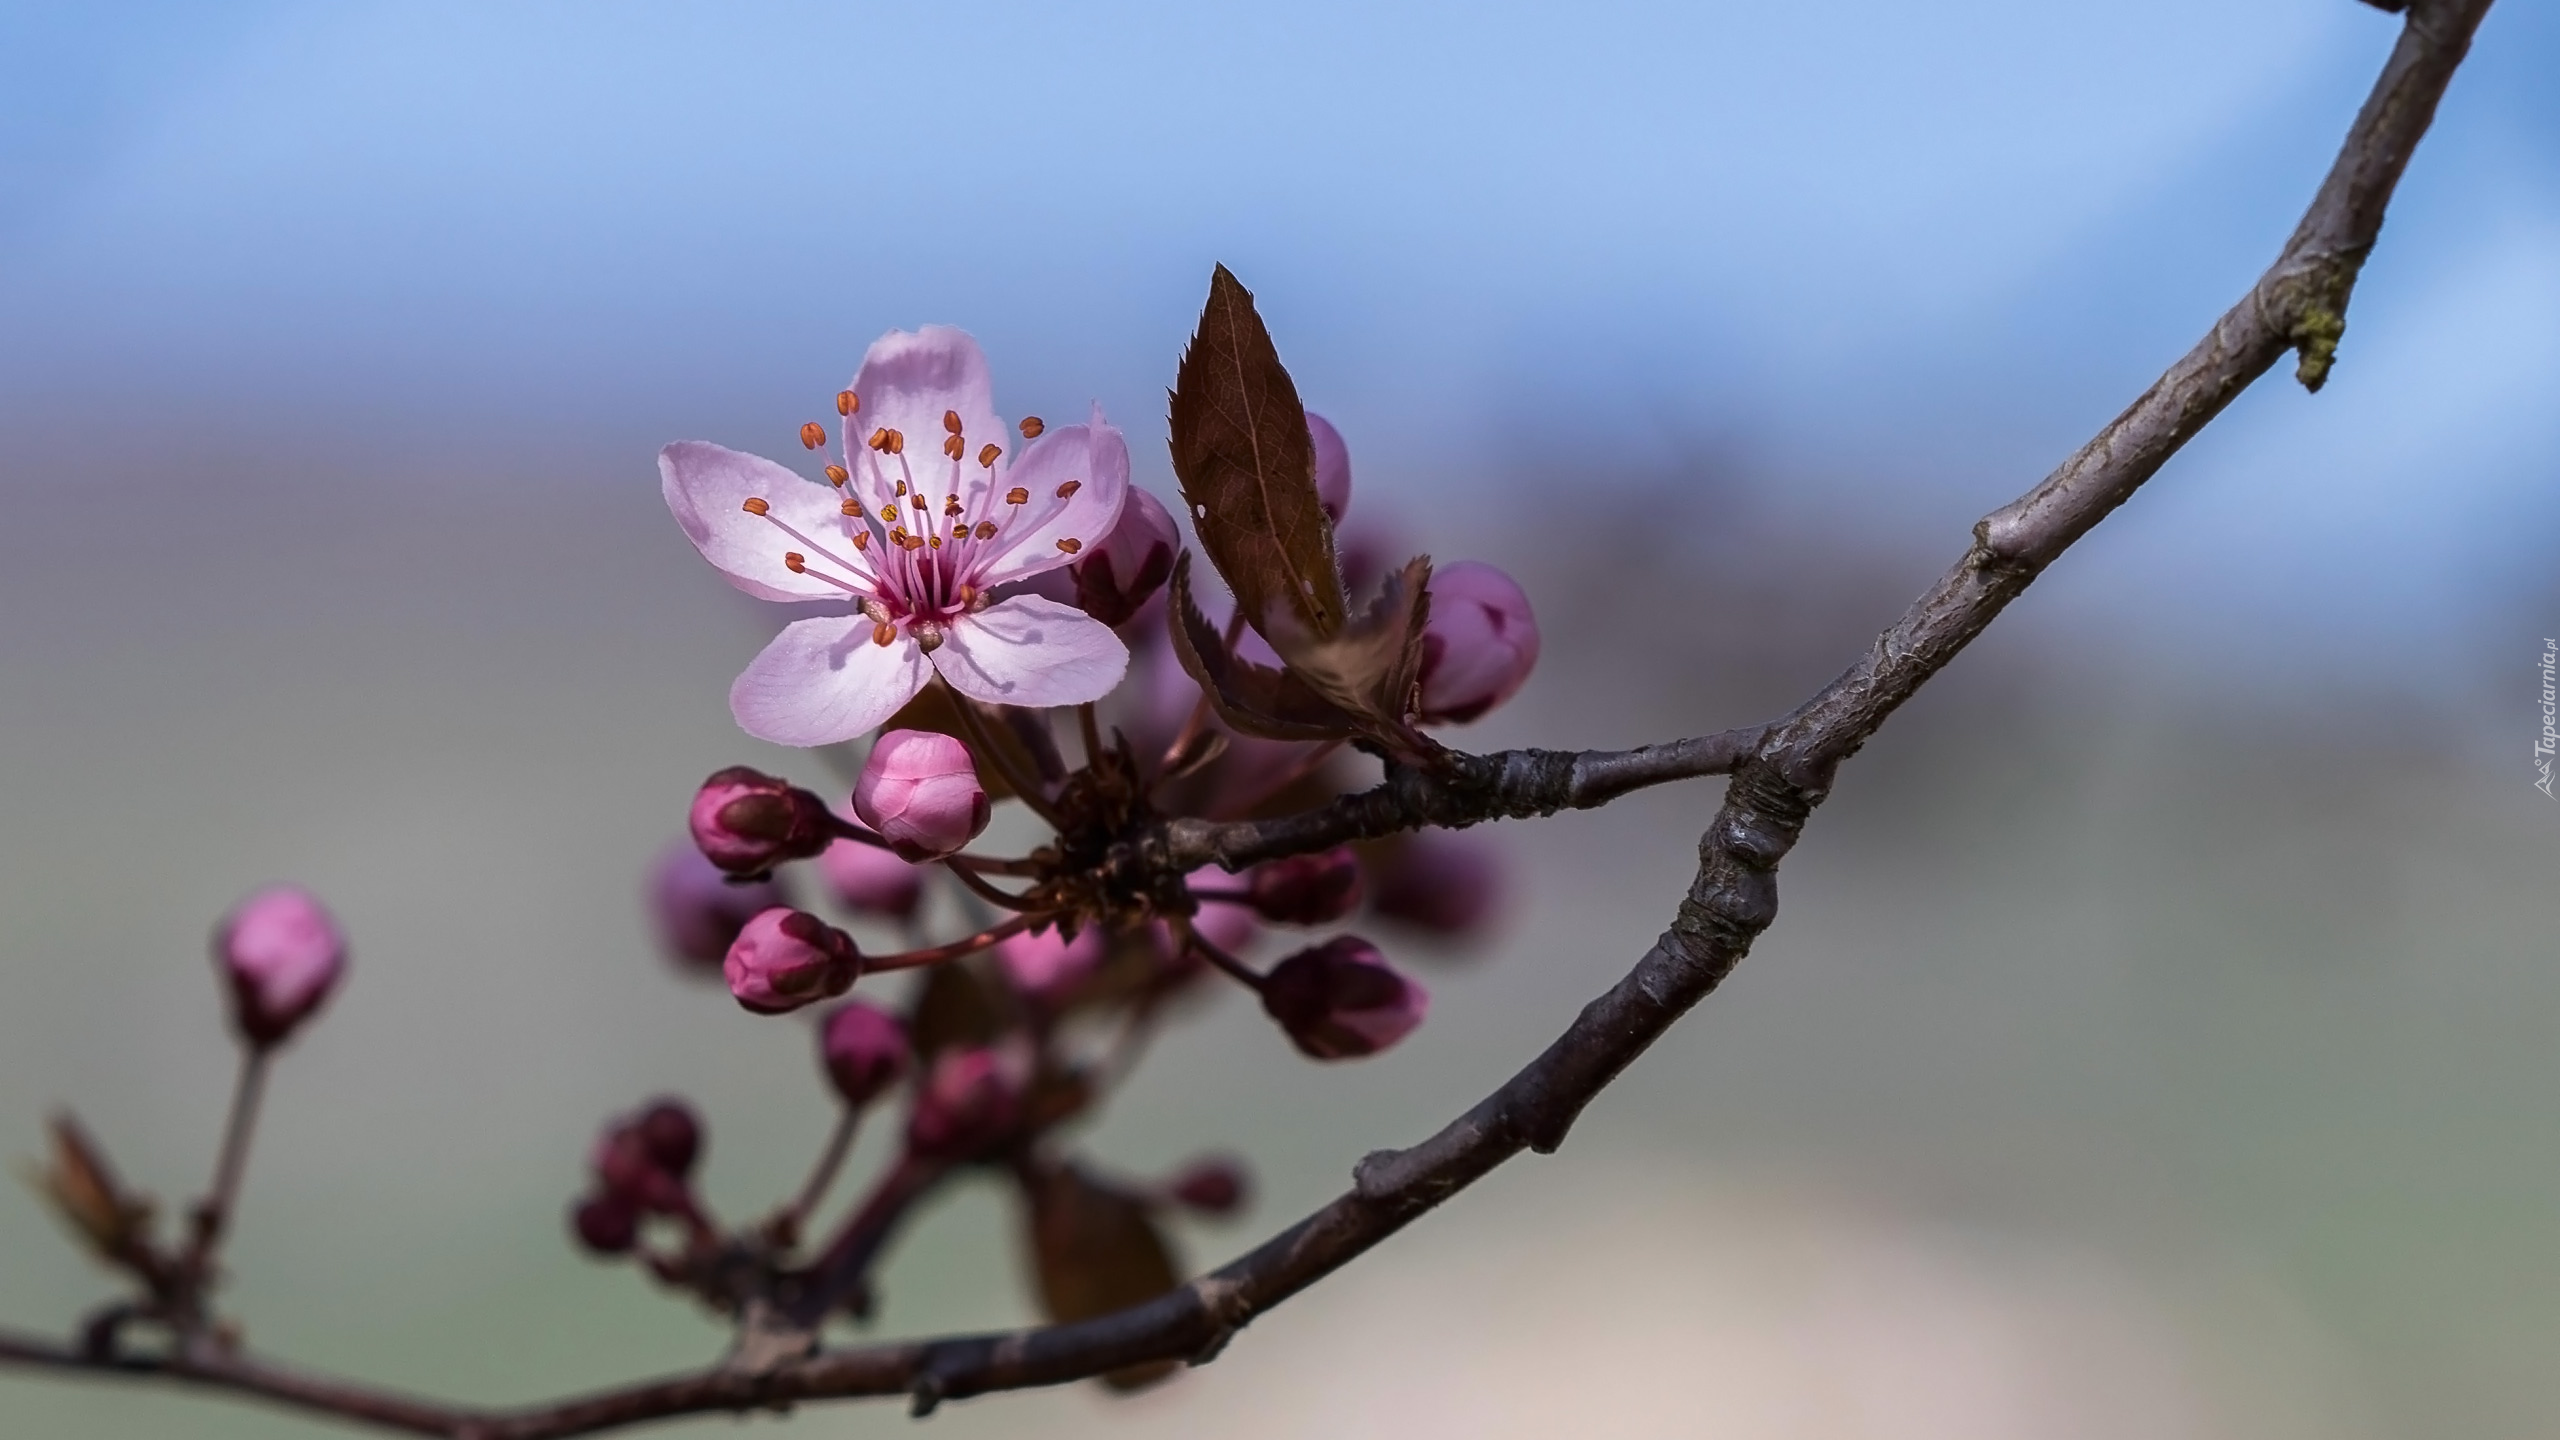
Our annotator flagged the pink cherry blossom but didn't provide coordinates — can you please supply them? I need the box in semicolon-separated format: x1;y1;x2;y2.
213;885;348;1049
994;924;1108;1002
663;327;1132;747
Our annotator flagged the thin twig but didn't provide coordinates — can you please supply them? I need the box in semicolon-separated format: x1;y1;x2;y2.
186;1049;270;1264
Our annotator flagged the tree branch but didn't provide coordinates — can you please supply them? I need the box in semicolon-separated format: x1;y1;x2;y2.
0;2;2493;1433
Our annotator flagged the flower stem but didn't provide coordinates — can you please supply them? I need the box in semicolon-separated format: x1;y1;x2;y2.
189;1048;270;1265
1076;703;1105;767
866;913;1036;972
770;1108;860;1249
941;861;1042;912
788;1154;950;1327
1174;918;1265;992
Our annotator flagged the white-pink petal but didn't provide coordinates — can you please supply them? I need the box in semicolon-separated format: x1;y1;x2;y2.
969;408;1130;590
930;596;1129;709
731;615;934;747
662;441;866;603
850;327;1004;474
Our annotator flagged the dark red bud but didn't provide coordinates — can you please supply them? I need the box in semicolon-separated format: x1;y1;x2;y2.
1166;1156;1251;1216
1244;847;1366;926
571;1192;640;1255
1260;936;1429;1060
635;1100;701;1179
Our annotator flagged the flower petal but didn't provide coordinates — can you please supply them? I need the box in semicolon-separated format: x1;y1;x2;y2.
663;441;870;603
931;595;1129;708
849;326;1004;480
968;406;1130;590
731;615;933;747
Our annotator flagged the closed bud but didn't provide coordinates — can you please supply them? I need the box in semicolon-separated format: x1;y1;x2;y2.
1416;561;1539;725
212;884;348;1050
905;1044;1027;1157
635;1099;702;1179
819;1001;912;1108
647;841;790;969
588;1114;691;1214
1370;833;1505;937
1260;937;1428;1060
854;730;990;861
689;767;833;875
571;1192;640;1255
817;837;925;920
1307;411;1352;524
1244;847;1365;926
994;925;1107;1004
1165;1155;1251;1216
1070;486;1178;626
724;908;861;1015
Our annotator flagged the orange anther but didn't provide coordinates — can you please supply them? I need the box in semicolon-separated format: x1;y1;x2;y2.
783;552;807;572
852;530;870;550
880;505;898;522
884;429;905;455
977;443;1001;467
841;498;862;516
942;409;963;435
1055;537;1082;555
1054;480;1082;500
741;497;771;516
824;464;849;486
1005;486;1029;506
974;520;997;540
836;390;858;416
799;422;826;450
872;622;898;647
942;433;966;461
1018;416;1044;439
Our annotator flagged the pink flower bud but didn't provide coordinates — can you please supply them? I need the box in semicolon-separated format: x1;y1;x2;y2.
1370;833;1505;938
212;885;347;1050
723;908;860;1015
648;841;791;969
1072;486;1179;626
634;1099;702;1179
1166;1155;1251;1216
1260;937;1427;1060
994;925;1108;1004
689;767;833;876
588;1113;692;1214
905;1045;1027;1158
1245;847;1366;926
853;730;990;861
1307;411;1352;524
571;1192;640;1255
1417;561;1539;724
816;837;925;920
818;1002;912;1109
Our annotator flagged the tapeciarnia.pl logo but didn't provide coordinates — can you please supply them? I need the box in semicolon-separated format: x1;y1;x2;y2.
2537;638;2556;798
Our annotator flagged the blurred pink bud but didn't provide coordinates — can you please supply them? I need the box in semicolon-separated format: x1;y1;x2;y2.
724;908;860;1015
1260;937;1427;1060
1370;833;1505;938
212;885;347;1050
1417;561;1539;725
648;841;790;969
905;1045;1027;1157
634;1099;702;1179
689;766;833;875
589;1115;691;1214
1245;847;1366;926
854;730;990;861
1166;1155;1251;1216
1072;486;1179;626
994;925;1108;1003
571;1192;640;1255
819;1002;912;1109
1307;411;1352;524
817;838;925;920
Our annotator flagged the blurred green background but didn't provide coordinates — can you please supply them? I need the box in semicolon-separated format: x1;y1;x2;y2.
4;2;2556;1436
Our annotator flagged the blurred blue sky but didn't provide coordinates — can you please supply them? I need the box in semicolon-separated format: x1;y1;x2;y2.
0;0;2552;672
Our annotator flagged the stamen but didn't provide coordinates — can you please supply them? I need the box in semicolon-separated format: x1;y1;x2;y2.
942;433;965;461
841;498;862;516
1018;417;1044;439
782;552;807;572
824;464;849;486
884;429;905;455
911;494;930;512
868;428;891;451
741;497;771;516
862;599;892;624
836;390;858;416
1005;487;1030;506
973;520;997;540
928;534;942;549
879;505;898;523
1055;480;1082;499
1055;537;1083;554
895;479;908;497
852;530;871;551
957;584;977;605
800;422;826;450
977;443;1001;467
913;619;946;653
943;496;963;517
942;410;963;435
872;622;898;647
